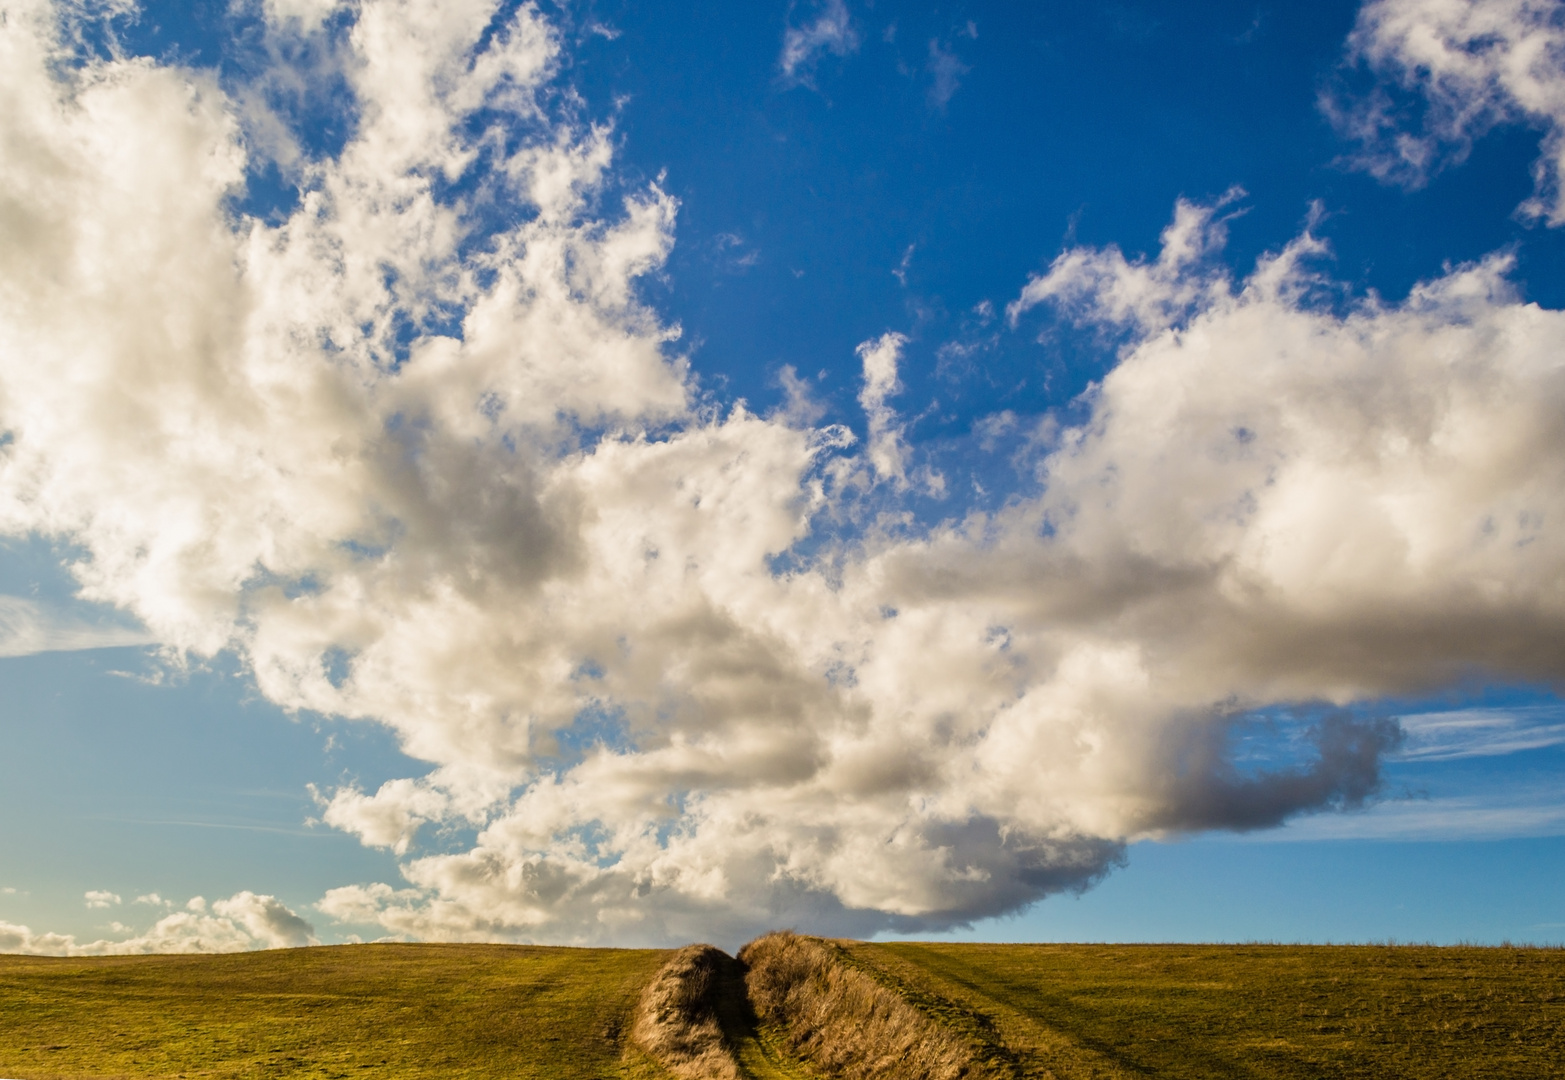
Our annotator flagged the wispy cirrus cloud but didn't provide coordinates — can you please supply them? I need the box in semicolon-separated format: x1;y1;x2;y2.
1395;706;1565;761
0;596;152;657
1267;790;1565;841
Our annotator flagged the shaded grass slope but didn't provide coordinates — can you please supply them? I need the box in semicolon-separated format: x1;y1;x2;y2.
0;942;666;1080
851;941;1565;1080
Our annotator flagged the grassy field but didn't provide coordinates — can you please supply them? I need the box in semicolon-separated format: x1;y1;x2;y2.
3;940;1562;1079
850;941;1565;1080
0;943;669;1080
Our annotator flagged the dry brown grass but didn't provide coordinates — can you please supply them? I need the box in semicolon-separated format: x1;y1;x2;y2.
738;931;996;1080
631;943;744;1080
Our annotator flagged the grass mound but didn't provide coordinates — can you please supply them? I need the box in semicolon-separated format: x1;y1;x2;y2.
631;944;743;1080
739;931;990;1080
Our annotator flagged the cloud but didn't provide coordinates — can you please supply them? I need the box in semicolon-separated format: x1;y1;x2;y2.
0;891;316;955
260;0;348;34
316;193;1565;945
312;774;474;856
1008;187;1247;333
0;595;153;657
926;39;969;110
1395;705;1565;760
1330;0;1565;223
4;1;1565;947
712;232;760;273
855;332;910;488
1268;788;1565;841
212;890;319;948
971;410;1017;452
84;890;121;908
774;365;828;427
779;0;859;87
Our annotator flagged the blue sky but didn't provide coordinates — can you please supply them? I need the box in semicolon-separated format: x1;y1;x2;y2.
2;0;1564;952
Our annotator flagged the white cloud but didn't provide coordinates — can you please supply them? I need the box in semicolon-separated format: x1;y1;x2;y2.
0;891;316;955
779;0;859;87
774;365;828;427
926;39;969;110
212;890;319;948
5;1;1565;947
1332;0;1565;223
261;0;347;34
1009;187;1247;333
84;890;121;908
971;410;1017;452
1395;705;1565;760
312;194;1565;944
855;332;909;488
0;595;152;657
1267;789;1565;841
311;770;499;856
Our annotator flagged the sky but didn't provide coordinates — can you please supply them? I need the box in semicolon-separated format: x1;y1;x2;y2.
1;0;1565;953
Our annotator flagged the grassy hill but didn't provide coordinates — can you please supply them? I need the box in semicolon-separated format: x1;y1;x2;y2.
849;941;1565;1080
2;939;1562;1079
0;943;666;1080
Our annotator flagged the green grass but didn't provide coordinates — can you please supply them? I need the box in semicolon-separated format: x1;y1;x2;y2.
0;943;669;1080
6;940;1562;1079
850;941;1565;1080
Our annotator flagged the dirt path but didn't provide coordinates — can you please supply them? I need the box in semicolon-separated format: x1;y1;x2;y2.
709;956;817;1080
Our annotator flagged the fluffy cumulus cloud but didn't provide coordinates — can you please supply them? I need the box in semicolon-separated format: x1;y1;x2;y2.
1333;0;1565;222
0;892;317;955
4;0;1565;947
